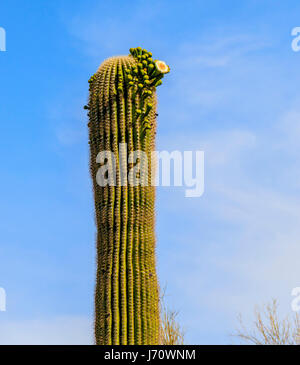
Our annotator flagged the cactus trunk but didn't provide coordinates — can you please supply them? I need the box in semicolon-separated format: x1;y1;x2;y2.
87;48;169;345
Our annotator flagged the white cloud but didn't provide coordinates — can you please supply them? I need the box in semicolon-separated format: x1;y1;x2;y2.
0;316;93;345
178;34;271;69
56;124;86;146
66;3;165;58
277;107;300;152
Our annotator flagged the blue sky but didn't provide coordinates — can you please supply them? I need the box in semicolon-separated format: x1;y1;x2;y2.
1;0;300;344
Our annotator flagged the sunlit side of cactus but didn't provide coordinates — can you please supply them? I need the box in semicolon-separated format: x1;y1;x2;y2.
86;47;170;345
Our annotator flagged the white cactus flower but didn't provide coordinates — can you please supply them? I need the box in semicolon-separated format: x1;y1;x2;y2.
155;60;170;73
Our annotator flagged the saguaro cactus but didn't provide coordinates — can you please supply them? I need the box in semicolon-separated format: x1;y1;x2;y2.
86;47;170;345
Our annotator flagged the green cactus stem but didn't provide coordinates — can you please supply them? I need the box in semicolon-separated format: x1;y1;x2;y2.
86;47;170;345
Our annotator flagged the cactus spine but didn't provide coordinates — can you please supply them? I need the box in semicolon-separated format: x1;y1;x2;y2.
86;47;170;345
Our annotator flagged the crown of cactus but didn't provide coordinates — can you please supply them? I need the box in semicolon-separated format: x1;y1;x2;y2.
86;47;170;345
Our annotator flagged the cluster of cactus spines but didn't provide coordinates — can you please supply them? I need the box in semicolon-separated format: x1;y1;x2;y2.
86;47;170;345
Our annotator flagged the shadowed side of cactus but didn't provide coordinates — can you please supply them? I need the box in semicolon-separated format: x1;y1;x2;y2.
86;47;170;345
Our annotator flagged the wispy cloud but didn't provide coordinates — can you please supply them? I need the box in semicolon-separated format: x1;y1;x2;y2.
179;34;271;69
0;316;93;345
65;2;167;58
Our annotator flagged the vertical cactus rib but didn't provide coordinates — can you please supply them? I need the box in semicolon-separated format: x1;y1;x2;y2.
104;61;115;345
87;48;170;345
148;96;160;343
123;58;136;344
100;65;110;345
109;60;121;344
140;93;155;343
143;105;153;343
90;71;103;344
118;59;128;344
132;92;142;344
92;64;110;345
